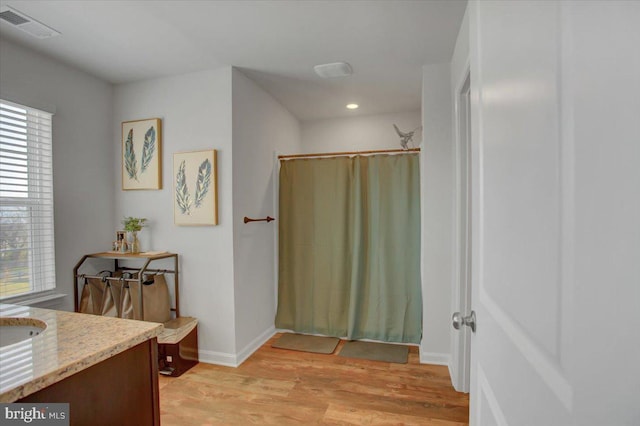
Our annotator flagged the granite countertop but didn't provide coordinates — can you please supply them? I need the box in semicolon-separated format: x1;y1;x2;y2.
0;303;163;402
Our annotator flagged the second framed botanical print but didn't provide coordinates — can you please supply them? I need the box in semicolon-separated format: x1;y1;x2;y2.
122;118;162;190
173;150;218;226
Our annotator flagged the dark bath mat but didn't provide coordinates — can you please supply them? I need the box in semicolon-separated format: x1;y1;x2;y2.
272;333;340;354
338;340;409;364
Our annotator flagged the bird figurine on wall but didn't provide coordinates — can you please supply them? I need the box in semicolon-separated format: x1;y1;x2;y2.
393;124;422;150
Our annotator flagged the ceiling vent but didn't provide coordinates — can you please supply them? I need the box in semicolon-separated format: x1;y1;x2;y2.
0;6;60;39
314;62;353;79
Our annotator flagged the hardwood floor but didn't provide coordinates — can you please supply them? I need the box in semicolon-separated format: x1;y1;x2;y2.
159;333;469;425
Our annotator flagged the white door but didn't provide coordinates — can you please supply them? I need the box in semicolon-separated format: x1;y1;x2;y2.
467;1;640;425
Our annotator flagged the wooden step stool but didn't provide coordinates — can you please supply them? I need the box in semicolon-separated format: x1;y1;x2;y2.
158;317;198;377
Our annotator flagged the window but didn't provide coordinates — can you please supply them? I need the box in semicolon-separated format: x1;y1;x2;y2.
0;100;55;299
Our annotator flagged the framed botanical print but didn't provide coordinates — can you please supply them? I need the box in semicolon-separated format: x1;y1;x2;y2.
122;118;162;190
173;149;218;226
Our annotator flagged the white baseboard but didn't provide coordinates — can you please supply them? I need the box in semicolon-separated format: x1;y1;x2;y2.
197;349;238;367
448;361;459;390
420;351;451;366
198;326;276;368
235;325;276;366
447;361;469;393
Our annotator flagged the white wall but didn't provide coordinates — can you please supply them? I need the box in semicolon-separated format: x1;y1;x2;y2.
300;110;421;154
231;69;301;363
420;62;453;365
113;68;238;364
0;39;114;311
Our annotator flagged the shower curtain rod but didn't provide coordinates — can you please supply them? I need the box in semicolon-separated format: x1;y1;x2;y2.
278;147;420;160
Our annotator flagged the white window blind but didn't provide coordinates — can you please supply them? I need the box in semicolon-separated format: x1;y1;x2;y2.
0;100;56;299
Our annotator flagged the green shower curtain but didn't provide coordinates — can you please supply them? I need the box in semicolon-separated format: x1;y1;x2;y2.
275;154;422;344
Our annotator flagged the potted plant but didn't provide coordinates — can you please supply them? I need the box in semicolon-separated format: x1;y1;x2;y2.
122;217;147;253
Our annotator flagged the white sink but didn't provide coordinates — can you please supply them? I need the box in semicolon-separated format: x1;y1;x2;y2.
0;317;47;348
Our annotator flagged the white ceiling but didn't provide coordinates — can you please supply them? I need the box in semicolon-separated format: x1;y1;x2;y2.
0;0;466;121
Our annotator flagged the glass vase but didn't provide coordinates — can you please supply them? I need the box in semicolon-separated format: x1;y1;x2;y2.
127;231;141;254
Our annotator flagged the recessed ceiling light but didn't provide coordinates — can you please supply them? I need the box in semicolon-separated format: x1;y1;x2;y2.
346;103;359;110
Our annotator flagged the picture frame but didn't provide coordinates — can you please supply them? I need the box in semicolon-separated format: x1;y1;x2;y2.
114;230;127;252
173;150;218;226
122;118;162;190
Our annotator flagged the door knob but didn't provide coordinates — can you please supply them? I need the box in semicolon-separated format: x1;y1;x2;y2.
452;311;476;332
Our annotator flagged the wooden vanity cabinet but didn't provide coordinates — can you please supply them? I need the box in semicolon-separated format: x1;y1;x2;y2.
19;338;160;426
